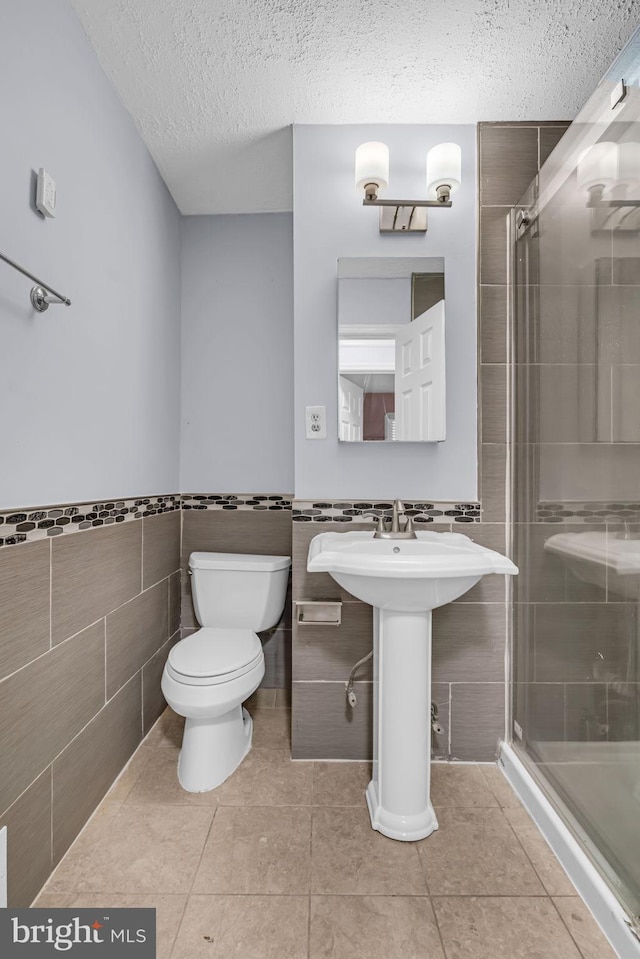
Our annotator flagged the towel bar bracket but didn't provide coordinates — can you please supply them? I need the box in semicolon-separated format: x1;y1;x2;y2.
0;250;71;312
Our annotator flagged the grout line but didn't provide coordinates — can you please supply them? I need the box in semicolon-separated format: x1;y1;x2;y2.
49;538;53;650
548;895;592;959
50;765;54;872
4;671;147;830
32;707;178;904
0;613;109;686
165;894;189;959
140;666;145;736
0;766;53;827
428;890;451;958
501;805;562;900
170;806;220;955
103;618;107;705
307;802;313;959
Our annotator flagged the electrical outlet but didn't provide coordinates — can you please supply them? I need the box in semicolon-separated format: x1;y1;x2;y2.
305;405;327;439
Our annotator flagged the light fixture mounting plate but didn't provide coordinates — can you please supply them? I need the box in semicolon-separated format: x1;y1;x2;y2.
379;205;427;234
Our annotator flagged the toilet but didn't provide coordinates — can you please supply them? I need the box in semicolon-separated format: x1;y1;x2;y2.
161;550;290;792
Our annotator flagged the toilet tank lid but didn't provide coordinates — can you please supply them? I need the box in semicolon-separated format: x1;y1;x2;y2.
189;551;291;572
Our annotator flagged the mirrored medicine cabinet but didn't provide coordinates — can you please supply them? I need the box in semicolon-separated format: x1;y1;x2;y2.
337;257;446;443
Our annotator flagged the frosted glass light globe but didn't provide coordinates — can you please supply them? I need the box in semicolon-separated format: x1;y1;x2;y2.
426;143;462;199
355;142;389;196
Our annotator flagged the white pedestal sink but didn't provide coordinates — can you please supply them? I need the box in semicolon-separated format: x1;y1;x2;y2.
545;531;640;600
308;530;518;841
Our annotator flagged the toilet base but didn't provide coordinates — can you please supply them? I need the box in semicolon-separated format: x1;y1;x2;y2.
178;706;253;792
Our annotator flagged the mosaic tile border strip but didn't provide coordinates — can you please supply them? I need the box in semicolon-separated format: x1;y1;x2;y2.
293;500;481;524
0;491;477;549
182;494;292;511
0;495;179;548
536;501;640;524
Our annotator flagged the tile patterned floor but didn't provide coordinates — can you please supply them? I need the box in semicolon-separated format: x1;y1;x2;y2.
35;691;618;958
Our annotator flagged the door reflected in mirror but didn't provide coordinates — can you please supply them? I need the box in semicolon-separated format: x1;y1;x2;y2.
337;257;446;442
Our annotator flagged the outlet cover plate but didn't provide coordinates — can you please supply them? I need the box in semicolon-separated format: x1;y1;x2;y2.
305;405;327;439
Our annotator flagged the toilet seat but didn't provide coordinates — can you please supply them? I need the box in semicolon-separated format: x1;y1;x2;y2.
166;628;263;687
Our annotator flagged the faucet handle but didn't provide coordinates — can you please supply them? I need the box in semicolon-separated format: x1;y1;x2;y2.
362;511;387;534
403;515;414;534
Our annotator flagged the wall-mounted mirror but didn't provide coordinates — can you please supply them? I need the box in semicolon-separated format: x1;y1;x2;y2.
337;257;446;442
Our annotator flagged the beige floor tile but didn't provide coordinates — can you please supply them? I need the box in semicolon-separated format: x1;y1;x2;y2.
430;763;499;807
171;895;309;959
250;708;291;749
219;748;313;806
478;763;523;808
310;896;444;959
69;894;187;959
433;896;582;959
275;688;292;708
106;747;154;801
244;688;277;709
145;708;185;748
125;748;222;806
311;806;427;896
553;897;618;959
418;807;545;896
312;762;371;806
48;803;214;894
505;806;577;896
192;805;311;895
31;893;75;907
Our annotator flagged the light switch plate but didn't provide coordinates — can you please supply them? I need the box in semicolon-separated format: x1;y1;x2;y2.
36;168;56;218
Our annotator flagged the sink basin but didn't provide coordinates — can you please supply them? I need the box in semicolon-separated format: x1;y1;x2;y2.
308;530;517;611
307;529;517;842
545;531;640;599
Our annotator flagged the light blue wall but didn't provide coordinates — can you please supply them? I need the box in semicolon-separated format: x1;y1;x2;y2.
293;124;478;500
180;214;294;494
0;0;181;509
339;278;410;328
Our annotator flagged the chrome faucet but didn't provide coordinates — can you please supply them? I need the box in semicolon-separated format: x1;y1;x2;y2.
601;514;637;540
363;499;417;539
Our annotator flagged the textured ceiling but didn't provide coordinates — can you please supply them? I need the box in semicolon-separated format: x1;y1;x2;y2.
69;0;639;214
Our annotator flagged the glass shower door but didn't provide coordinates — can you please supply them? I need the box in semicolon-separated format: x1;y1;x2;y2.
510;29;640;921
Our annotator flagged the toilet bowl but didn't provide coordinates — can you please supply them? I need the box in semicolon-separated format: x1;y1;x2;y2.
161;551;290;792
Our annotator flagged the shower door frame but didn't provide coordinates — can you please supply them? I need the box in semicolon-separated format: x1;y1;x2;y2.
505;59;640;926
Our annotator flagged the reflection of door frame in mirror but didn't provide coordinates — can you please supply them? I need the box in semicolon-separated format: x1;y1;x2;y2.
337;257;446;443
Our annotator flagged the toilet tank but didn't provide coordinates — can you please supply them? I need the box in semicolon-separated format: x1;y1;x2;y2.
188;552;290;631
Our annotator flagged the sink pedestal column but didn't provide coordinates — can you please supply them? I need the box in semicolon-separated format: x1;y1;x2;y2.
366;608;438;841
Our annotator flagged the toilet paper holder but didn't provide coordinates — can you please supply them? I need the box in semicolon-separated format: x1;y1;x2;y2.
295;600;342;626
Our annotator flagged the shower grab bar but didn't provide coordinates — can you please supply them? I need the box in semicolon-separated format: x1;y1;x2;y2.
0;250;71;312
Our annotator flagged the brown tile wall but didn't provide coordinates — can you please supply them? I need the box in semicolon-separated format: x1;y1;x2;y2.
180;508;293;689
290;121;571;763
0;508;181;905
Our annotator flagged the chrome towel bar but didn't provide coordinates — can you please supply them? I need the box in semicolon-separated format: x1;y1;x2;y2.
0;250;71;312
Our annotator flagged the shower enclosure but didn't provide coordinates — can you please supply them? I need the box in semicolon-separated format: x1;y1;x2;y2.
509;30;640;926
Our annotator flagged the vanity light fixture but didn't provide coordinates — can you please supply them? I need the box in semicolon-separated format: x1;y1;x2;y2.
355;141;461;234
578;140;640;209
577;139;640;232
